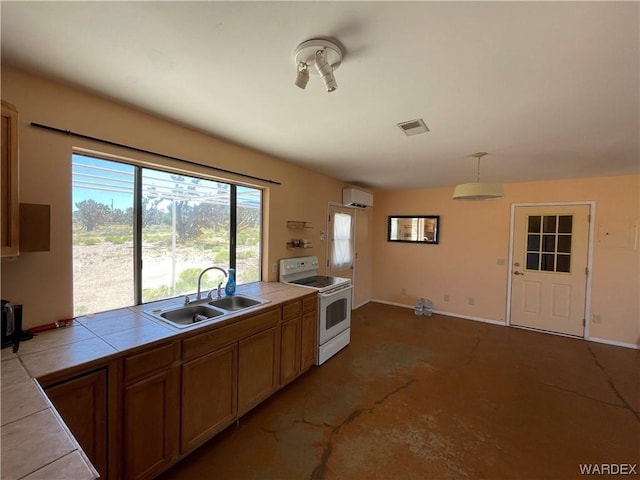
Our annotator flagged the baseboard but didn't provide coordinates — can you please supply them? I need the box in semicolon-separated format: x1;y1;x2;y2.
367;299;413;310
435;310;507;326
352;299;372;310
359;300;639;350
368;299;507;326
588;336;640;350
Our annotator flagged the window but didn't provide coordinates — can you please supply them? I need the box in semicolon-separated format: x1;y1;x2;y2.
525;215;572;273
72;153;262;315
330;212;353;270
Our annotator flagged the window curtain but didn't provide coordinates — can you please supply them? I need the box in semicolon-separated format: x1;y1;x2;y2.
331;212;352;270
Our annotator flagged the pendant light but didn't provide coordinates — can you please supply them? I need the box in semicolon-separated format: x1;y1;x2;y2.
452;152;504;200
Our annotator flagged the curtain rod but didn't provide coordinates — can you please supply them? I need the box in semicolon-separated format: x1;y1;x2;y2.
30;122;282;186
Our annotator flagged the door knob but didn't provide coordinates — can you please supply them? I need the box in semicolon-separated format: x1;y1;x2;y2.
513;271;525;276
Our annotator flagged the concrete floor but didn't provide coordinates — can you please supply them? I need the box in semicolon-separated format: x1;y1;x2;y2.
159;302;640;480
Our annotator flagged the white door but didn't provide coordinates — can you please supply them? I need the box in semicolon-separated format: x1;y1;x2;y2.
327;206;354;281
510;205;590;336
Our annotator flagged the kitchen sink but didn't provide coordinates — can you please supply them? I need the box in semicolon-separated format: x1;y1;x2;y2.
208;294;269;311
145;295;269;329
147;304;226;329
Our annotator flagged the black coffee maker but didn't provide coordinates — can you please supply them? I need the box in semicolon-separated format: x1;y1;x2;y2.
2;300;23;352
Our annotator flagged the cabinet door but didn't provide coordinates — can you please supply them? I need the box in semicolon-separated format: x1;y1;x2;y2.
181;344;237;453
301;311;318;371
46;369;108;478
123;367;180;480
238;327;278;415
1;100;19;258
280;318;301;385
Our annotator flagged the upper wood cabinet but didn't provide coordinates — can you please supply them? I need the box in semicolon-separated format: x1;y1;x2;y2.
1;100;19;259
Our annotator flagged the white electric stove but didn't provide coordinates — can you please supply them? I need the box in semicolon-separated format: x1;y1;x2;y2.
280;256;352;365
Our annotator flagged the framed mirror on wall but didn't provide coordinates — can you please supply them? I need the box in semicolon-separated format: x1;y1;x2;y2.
387;215;440;244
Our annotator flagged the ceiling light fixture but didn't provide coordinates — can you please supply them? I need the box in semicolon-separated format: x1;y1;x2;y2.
452;152;504;200
295;62;310;89
315;49;337;92
294;38;344;92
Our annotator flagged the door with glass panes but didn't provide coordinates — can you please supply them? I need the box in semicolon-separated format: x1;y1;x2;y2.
510;205;590;336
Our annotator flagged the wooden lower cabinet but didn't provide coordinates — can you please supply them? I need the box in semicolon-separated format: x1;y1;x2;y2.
301;293;318;372
301;310;317;371
123;366;180;480
280;318;301;385
238;326;278;415
45;368;108;478
281;293;318;383
36;297;318;480
181;343;238;452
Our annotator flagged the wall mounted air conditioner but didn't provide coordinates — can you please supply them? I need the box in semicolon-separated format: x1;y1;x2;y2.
342;188;373;208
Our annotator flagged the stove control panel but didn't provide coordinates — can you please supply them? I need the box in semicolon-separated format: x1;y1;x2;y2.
280;256;319;277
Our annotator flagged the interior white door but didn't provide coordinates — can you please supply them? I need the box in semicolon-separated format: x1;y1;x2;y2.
510;205;590;336
327;206;354;281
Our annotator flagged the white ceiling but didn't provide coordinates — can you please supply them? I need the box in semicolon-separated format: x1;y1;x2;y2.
2;1;638;191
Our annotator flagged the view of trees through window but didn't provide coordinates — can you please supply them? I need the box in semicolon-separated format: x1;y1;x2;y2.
72;154;261;316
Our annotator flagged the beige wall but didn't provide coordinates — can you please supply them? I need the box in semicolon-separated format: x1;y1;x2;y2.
372;175;640;347
0;66;372;328
3;66;637;348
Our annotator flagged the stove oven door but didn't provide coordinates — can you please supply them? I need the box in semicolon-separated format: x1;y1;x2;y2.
318;285;352;345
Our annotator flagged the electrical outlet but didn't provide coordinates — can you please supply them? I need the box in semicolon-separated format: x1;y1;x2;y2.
272;263;278;273
401;288;407;296
592;314;602;324
468;297;475;306
444;294;450;302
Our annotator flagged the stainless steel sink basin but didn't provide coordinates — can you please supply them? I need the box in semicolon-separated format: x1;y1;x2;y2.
145;295;269;329
208;294;269;311
147;304;226;328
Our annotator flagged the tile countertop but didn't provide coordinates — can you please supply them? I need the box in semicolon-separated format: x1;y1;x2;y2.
0;281;314;480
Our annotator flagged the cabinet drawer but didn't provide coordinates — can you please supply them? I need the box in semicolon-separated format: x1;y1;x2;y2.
302;294;317;313
282;300;301;320
182;308;280;361
124;341;180;385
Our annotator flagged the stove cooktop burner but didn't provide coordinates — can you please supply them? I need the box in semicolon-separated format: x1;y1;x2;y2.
289;275;348;289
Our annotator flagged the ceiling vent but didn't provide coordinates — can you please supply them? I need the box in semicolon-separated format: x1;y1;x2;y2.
397;118;429;136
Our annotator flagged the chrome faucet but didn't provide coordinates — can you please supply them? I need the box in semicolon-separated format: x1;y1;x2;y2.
196;266;228;301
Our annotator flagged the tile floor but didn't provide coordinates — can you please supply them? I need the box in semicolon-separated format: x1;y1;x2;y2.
158;302;640;480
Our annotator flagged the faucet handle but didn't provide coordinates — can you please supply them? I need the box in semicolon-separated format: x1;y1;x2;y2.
206;283;224;300
183;295;191;305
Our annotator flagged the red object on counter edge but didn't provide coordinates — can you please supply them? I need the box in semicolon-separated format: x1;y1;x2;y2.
27;318;75;335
